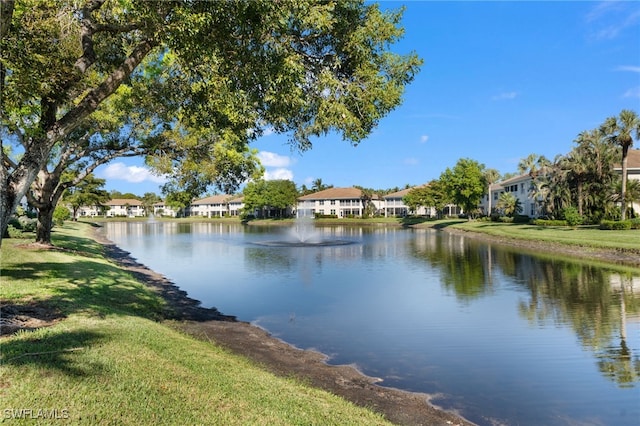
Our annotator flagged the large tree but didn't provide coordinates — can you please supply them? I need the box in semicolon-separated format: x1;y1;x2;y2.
601;109;640;220
440;158;486;218
0;0;422;244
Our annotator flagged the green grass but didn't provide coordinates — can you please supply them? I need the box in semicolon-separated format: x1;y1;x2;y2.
0;222;391;425
449;220;640;251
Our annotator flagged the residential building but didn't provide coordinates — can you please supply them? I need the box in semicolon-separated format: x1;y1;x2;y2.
616;149;640;216
152;201;179;217
383;186;436;217
187;195;244;218
297;187;382;218
104;198;145;217
481;173;541;218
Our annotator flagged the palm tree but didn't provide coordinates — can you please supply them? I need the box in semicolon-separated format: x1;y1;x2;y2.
483;168;500;216
601;109;640;220
518;154;550;178
497;192;522;217
563;146;591;216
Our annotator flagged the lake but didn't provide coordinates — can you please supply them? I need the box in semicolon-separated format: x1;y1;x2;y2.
104;221;640;426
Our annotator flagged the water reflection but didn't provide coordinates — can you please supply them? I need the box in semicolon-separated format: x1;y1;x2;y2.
104;222;640;425
411;229;640;389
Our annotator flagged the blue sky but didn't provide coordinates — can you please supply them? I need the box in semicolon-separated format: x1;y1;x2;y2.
97;1;640;195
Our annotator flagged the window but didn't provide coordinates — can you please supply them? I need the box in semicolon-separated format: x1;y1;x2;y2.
330;209;336;215
520;183;525;193
319;200;324;205
331;200;336;205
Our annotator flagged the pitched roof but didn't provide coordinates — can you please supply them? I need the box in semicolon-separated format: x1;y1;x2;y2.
105;198;143;206
623;149;640;170
384;184;428;199
191;194;241;205
298;187;369;200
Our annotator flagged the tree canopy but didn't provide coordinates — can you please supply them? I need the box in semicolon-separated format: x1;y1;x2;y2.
440;158;486;218
0;0;422;243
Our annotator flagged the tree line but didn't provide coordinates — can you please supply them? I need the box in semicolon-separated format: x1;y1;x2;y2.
404;109;639;223
0;0;422;246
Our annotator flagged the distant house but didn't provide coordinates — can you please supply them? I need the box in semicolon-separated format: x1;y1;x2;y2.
481;174;540;218
383;186;436;217
187;195;243;218
297;187;382;218
104;198;145;217
152;201;179;217
616;149;640;216
76;204;102;218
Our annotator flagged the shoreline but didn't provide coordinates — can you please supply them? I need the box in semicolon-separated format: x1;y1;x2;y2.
92;225;475;426
91;222;638;425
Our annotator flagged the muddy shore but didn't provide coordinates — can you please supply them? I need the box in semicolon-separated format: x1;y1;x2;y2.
91;225;638;426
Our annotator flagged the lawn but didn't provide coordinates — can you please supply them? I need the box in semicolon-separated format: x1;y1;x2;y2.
449;220;640;251
0;222;391;425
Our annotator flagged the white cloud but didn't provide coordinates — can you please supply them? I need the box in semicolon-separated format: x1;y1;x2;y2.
492;91;518;101
404;157;419;166
623;86;640;99
257;151;292;168
616;65;640;73
420;135;429;143
102;162;166;184
586;3;640;40
264;168;294;181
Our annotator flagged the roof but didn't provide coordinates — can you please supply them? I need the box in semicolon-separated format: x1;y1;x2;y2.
620;149;640;170
384;184;428;199
105;198;143;206
191;194;242;205
298;187;375;201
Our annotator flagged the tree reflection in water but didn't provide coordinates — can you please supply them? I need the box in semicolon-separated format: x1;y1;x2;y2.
411;230;640;388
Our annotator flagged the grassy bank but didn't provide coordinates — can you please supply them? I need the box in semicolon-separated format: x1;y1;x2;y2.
444;220;640;251
0;222;390;425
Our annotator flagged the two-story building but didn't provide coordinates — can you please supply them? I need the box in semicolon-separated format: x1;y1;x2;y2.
297;187;382;218
104;198;145;217
383;186;436;217
187;195;244;218
617;149;640;216
481;173;541;218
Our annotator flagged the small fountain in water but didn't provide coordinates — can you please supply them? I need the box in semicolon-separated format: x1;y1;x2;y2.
254;208;353;247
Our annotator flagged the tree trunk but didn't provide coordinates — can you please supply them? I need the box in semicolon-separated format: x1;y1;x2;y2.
35;203;54;245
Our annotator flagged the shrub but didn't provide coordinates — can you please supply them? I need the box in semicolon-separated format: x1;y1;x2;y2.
513;215;531;224
53;206;72;226
562;207;582;227
532;219;568;227
600;220;633;230
17;216;37;232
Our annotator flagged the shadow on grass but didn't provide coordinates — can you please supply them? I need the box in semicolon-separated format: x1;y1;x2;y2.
1;256;165;321
1;329;105;376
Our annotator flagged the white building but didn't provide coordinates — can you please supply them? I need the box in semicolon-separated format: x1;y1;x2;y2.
297;187;382;218
187;195;243;218
616;149;640;216
481;173;541;218
104;199;145;217
152;201;179;217
383;186;436;217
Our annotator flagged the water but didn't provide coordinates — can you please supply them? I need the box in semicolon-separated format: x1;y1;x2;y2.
105;221;640;426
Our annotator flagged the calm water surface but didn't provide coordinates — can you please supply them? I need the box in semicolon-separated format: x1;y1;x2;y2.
105;221;640;426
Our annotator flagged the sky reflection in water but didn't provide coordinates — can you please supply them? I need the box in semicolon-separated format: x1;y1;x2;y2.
105;222;640;426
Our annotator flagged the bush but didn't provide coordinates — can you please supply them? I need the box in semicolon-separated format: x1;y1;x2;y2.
562;207;582;227
532;219;568;227
17;216;37;232
513;215;531;224
54;206;72;226
600;220;634;230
